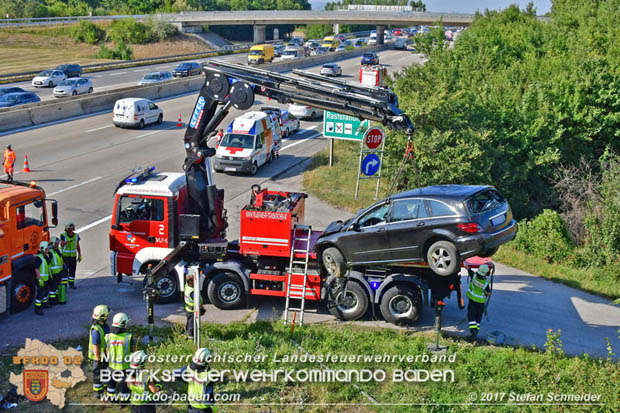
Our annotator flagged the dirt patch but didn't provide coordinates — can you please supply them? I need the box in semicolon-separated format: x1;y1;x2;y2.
131;34;210;59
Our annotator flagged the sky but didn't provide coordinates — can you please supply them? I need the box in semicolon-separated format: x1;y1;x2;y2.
309;0;552;14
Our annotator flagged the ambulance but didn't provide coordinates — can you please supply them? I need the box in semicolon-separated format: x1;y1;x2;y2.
213;111;281;175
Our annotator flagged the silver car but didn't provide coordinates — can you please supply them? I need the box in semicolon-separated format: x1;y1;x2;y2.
288;103;322;120
53;77;93;97
138;71;174;85
320;63;342;77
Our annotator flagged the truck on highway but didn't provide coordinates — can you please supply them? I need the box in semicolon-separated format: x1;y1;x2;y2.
0;180;58;315
248;44;275;64
359;65;388;87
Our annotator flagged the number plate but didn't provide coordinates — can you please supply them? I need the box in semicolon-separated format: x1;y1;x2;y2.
224;167;237;172
491;214;506;226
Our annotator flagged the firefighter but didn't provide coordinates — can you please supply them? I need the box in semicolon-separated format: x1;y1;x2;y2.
47;236;63;305
105;312;136;402
184;273;205;340
60;221;82;289
466;264;492;338
3;144;16;183
126;350;162;413
89;305;110;399
34;241;51;315
176;348;216;413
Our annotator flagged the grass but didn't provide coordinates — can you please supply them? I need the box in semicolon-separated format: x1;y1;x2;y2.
0;322;617;412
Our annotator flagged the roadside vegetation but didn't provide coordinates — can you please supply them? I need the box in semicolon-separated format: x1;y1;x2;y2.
1;321;617;412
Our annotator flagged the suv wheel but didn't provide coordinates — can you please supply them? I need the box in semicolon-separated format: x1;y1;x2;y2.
427;240;459;277
326;281;368;321
321;247;347;278
250;162;258;175
379;284;422;325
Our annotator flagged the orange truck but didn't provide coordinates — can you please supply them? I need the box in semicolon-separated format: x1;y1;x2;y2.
0;181;58;315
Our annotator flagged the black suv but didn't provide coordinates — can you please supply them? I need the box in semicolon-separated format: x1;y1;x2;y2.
55;64;82;78
172;62;201;77
315;185;517;278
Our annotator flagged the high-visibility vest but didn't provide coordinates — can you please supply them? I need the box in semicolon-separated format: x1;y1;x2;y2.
61;232;79;257
37;253;49;281
3;150;15;166
50;249;63;275
127;378;161;406
105;332;132;370
88;323;106;360
466;273;489;304
187;366;215;410
184;283;202;313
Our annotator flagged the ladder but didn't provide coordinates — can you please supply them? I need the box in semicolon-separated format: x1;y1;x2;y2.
283;224;312;326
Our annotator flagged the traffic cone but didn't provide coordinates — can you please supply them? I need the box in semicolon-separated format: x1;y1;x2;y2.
177;114;183;127
22;154;31;172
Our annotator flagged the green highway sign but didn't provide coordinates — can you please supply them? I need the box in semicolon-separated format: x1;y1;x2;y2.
323;110;370;140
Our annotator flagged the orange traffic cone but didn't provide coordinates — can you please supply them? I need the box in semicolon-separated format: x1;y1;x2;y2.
22;154;31;173
177;114;183;127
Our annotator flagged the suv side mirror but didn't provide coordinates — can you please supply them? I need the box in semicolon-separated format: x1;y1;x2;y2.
349;221;360;232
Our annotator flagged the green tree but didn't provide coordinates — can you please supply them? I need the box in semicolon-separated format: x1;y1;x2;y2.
304;24;333;39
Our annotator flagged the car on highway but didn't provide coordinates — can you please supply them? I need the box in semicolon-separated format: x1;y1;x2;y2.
32;69;66;88
172;62;201;77
280;110;300;137
393;28;403;36
55;64;82;78
288;103;322;120
368;33;377;45
335;34;348;42
305;40;320;49
354;39;366;48
361;52;380;65
281;46;303;60
0;92;40;108
335;45;346;52
53;77;93;97
113;97;163;129
314;185;518;278
138;71;174;85
274;44;285;57
320;63;342;77
0;87;25;97
289;37;304;46
311;47;329;56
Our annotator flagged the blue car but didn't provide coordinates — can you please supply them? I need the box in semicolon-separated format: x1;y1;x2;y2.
361;52;379;65
0;87;26;98
0;92;41;108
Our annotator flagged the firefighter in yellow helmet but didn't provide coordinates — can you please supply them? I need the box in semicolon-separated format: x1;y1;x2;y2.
88;305;110;399
176;348;216;413
34;241;51;315
105;312;136;402
126;350;162;412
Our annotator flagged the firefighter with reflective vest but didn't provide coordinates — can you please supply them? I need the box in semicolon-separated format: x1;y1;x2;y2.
3;144;16;183
126;350;162;413
175;348;216;413
466;264;492;338
184;272;205;340
89;305;110;399
60;221;82;289
34;241;51;315
105;312;136;401
47;236;64;305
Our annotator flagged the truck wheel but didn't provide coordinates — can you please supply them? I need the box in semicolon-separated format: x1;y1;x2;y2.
379;284;422;326
154;270;179;304
427;240;459;277
10;270;36;313
208;272;246;310
321;247;347;278
250;162;258;175
326;281;368;321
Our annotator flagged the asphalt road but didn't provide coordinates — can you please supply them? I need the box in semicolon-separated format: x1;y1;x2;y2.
1;48;618;360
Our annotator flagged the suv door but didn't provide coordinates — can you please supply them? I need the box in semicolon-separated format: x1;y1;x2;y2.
421;199;460;246
386;198;429;262
337;202;392;265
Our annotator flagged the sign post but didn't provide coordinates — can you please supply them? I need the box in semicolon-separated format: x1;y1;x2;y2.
355;126;386;200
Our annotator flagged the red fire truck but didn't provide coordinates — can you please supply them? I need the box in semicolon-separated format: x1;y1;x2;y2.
359;65;388;87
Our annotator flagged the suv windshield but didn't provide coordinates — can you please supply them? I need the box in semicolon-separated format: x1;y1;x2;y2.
220;134;255;149
144;73;159;80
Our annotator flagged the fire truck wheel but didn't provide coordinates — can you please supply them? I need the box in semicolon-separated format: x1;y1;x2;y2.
250;162;258;175
321;247;346;278
326;281;368;321
379;284;422;326
153;270;179;304
208;272;246;310
427;240;459;277
10;270;36;313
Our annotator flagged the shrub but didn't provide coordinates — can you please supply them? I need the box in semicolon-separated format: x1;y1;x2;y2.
95;41;133;60
146;20;178;42
107;18;149;44
70;20;105;44
513;209;574;263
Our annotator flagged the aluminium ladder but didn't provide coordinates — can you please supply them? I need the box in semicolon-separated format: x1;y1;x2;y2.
283;224;312;326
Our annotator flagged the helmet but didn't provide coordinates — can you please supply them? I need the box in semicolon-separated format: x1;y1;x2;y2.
39;241;49;251
92;304;110;321
192;348;212;366
6;144;11;149
50;236;59;245
112;312;129;328
65;221;75;230
129;350;148;369
478;264;490;276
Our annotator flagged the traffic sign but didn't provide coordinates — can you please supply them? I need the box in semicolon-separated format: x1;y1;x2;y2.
361;153;381;176
364;126;384;150
323;110;369;140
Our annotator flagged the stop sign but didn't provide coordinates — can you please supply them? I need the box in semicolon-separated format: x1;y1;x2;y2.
364;126;384;150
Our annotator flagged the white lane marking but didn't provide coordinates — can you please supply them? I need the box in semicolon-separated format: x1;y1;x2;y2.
76;215;112;234
281;133;321;151
308;125;317;130
87;125;113;133
109;72;128;76
134;68;150;72
135;124;176;139
48;176;102;196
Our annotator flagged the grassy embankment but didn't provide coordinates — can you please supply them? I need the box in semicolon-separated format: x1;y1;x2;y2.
0;321;617;412
302;140;620;299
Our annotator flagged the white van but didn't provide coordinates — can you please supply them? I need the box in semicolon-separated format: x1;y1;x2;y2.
368;33;377;45
113;98;163;129
214;111;281;175
281;46;304;60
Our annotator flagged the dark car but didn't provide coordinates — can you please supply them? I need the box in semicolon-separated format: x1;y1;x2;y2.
55;64;82;78
361;52;379;65
0;87;26;98
172;62;201;77
0;92;41;108
314;185;517;278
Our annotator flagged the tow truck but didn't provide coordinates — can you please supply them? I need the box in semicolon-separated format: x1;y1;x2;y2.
109;61;483;325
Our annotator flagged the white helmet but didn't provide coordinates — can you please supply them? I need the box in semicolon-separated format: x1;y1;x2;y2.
129;350;148;369
478;264;490;276
112;312;129;328
192;348;212;366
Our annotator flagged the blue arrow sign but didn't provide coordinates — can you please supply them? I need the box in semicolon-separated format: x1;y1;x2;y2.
361;153;381;176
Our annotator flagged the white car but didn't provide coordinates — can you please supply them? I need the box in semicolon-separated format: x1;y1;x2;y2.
288;103;322;120
53;77;93;97
138;71;173;86
113;98;163;129
280;110;300;137
32;70;66;88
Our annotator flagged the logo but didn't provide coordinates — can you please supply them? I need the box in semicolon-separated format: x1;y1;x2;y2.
190;96;206;129
24;370;48;402
126;234;136;243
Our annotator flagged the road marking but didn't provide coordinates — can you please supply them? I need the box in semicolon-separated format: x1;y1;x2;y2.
76;215;112;234
87;125;113;133
47;176;102;196
135;124;177;139
308;125;317;130
281;133;321;151
134;68;150;72
109;72;128;76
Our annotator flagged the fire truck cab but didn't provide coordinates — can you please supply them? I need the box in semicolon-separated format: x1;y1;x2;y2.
359;65;388;87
